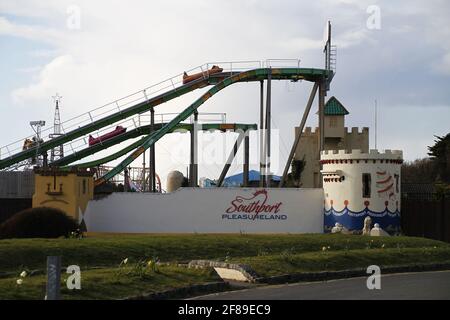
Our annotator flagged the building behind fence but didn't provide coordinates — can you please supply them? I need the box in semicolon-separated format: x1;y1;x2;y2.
401;183;449;243
0;171;34;223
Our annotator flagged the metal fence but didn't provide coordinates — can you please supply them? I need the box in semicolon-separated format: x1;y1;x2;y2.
0;171;35;198
401;197;450;243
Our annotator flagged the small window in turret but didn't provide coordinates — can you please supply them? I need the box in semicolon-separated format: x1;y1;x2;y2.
362;173;371;198
330;117;337;127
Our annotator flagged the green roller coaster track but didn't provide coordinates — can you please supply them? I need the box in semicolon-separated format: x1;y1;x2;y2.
0;66;331;186
95;67;331;185
0;76;224;170
55;123;257;168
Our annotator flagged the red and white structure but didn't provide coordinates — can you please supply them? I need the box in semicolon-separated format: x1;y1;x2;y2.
321;149;403;233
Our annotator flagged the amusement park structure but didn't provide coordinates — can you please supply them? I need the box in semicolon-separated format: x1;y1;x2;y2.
0;65;334;186
0;23;336;191
0;22;405;235
49;94;64;162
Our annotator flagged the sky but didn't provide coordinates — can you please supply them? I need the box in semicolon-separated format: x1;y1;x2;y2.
1;0;449;186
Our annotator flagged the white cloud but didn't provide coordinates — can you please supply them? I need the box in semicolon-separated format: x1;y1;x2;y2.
16;65;43;74
282;37;324;51
12;55;75;104
0;0;61;18
0;16;62;45
1;0;449;174
440;53;450;75
335;28;372;48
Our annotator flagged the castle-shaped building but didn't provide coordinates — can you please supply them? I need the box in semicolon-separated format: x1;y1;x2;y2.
294;96;402;234
321;149;402;234
294;96;369;188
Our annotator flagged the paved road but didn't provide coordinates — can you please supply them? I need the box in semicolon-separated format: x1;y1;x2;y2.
191;271;450;300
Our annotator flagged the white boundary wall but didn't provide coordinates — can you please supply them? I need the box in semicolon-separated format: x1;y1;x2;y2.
83;188;324;233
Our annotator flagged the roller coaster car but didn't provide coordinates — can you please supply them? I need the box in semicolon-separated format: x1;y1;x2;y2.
88;126;127;146
22;137;43;150
182;65;223;84
22;138;33;150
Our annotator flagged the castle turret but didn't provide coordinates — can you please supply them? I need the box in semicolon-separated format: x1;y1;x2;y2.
320;149;403;234
323;96;348;139
295;96;369;187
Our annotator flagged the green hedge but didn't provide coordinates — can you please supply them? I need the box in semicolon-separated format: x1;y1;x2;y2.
0;207;78;239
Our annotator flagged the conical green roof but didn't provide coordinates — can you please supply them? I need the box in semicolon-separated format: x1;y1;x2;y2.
324;96;349;116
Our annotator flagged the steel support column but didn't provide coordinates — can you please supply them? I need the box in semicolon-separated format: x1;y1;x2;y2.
217;131;246;187
149;107;156;192
243;131;250;187
259;80;265;187
279;82;319;187
124;167;129;192
318;81;326;188
189;112;198;187
142;130;146;192
264;68;272;187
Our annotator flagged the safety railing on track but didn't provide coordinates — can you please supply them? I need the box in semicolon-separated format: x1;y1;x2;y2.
1;112;228;171
0;59;300;167
137;112;226;125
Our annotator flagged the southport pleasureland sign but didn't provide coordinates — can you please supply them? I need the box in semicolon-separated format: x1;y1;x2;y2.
84;187;323;233
223;189;287;220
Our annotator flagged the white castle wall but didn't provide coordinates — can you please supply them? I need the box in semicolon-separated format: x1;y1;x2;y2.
83;187;324;233
320;149;403;232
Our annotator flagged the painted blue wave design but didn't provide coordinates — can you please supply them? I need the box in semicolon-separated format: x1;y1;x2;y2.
324;206;400;218
324;206;401;231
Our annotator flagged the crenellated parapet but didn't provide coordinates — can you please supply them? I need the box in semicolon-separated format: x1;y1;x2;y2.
320;149;403;163
300;126;369;136
301;127;319;136
346;127;369;134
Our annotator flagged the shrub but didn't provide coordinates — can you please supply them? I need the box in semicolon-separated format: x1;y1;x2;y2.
0;207;79;239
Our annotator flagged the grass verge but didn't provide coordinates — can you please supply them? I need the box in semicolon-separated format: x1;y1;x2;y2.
1;234;449;299
0;264;220;300
232;247;450;277
1;233;448;273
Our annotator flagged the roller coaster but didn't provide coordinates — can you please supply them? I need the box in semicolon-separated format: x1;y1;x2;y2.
0;58;334;188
